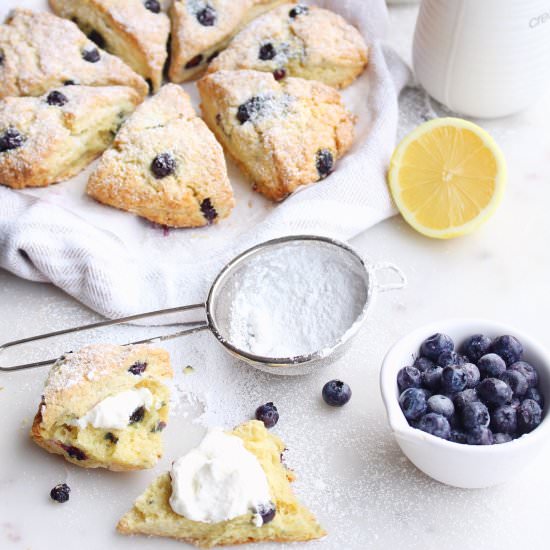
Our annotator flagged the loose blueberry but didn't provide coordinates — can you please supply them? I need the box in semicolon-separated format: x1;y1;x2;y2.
50;483;71;503
524;387;544;409
151;152;176;178
259;43;276;61
466;426;494;445
88;30;105;49
322;379;352;407
421;365;443;391
46;90;68;107
200;198;218;223
450;429;468;444
316;149;334;179
255;402;279;428
185;54;204;69
237;96;264;124
128;361;147;375
460;334;492;363
461;400;490;429
0;127;25;152
427;394;454;418
437;350;464;368
397;366;421;393
273;68;286;81
417;413;451;439
82;46;100;63
463;363;481;389
491;404;517;434
289;5;309;18
477;353;506;379
399;387;428;421
197;5;216;26
413;356;434;372
517;399;542;434
493;432;513;444
491;335;523;365
440;365;468;393
453;388;479;414
256;502;276;524
509;361;539;388
500;369;528;398
144;0;161;13
129;406;146;424
420;333;454;361
477;377;513;407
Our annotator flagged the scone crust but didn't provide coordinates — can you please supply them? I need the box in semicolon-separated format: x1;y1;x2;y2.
0;9;148;99
198;70;355;201
168;0;287;83
87;84;235;227
117;420;326;547
0;85;141;189
208;3;368;89
49;0;170;91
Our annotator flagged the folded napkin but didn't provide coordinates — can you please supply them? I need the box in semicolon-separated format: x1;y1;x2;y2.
0;0;411;318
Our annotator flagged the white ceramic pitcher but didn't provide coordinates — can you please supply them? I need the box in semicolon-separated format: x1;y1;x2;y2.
413;0;550;118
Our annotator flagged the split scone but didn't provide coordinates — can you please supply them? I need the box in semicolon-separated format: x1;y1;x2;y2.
197;70;355;201
31;344;172;471
117;420;326;547
49;0;170;92
208;3;368;89
0;9;148;99
168;0;287;83
0;85;141;189
87;83;234;227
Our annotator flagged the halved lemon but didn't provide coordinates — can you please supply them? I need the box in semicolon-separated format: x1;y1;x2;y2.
388;117;507;239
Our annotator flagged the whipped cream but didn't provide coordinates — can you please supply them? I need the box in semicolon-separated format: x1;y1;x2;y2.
74;387;154;430
169;429;272;524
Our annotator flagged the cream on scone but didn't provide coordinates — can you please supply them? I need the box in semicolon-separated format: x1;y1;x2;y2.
87;84;235;228
198;69;355;201
0;9;149;99
49;0;170;92
0;85;141;189
168;0;287;83
208;3;368;89
31;344;173;471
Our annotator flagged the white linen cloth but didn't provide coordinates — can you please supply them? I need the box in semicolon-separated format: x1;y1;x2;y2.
0;0;411;318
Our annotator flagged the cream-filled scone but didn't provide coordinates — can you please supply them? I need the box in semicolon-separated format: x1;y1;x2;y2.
0;9;148;99
198;69;355;201
117;420;326;547
208;3;368;89
87;83;234;227
49;0;170;92
0;85;140;189
31;344;172;471
168;0;287;83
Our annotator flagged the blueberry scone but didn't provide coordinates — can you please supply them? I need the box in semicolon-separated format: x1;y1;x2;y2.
208;3;368;89
31;344;173;471
87;84;234;227
0;9;148;99
198;70;355;201
168;0;287;83
0;85;140;189
49;0;170;92
117;420;326;547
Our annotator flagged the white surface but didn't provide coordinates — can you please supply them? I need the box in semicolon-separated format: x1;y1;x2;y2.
2;4;550;550
380;319;550;489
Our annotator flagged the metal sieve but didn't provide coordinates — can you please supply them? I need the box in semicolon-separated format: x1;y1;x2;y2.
0;235;406;375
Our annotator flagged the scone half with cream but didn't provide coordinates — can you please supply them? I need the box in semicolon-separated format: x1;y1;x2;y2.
118;420;326;547
31;344;172;471
198;69;355;201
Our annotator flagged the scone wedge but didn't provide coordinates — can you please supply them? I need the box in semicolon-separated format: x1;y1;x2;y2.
0;85;141;189
168;0;287;83
198;69;355;201
31;344;172;471
0;9;148;99
117;420;326;547
87;83;234;227
49;0;170;92
208;3;368;89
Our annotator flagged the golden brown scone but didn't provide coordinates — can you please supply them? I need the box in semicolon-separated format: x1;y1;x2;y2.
0;85;140;189
49;0;170;92
168;0;287;83
87;83;234;227
0;9;148;99
208;3;368;89
31;344;173;471
117;420;326;547
198;70;355;201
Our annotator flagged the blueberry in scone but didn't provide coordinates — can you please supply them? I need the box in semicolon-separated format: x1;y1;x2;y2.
31;344;173;471
117;420;326;547
198;70;355;201
168;0;287;83
208;3;368;89
87;84;235;227
49;0;170;92
0;9;148;99
0;85;140;189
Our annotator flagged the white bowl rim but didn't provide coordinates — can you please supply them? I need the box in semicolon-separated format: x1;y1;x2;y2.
380;317;550;453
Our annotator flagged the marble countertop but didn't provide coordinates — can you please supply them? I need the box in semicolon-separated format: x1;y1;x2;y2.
1;4;549;550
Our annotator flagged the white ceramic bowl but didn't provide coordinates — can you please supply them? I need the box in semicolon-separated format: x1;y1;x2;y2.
380;319;550;488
